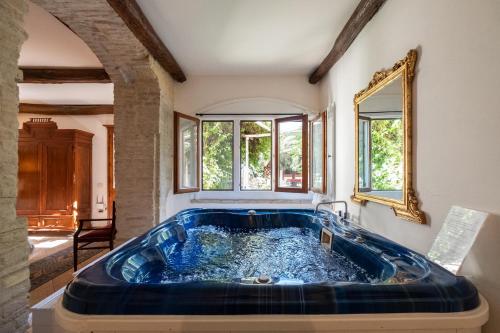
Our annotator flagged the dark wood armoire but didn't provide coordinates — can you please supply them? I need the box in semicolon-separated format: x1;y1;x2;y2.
17;118;93;231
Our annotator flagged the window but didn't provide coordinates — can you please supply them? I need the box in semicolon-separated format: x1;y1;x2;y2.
275;115;308;193
175;113;321;195
310;111;326;193
202;121;234;190
358;115;403;193
240;121;272;191
358;117;370;191
369;118;403;191
173;112;199;193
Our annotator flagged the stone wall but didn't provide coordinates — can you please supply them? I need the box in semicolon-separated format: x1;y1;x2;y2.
32;0;175;240
0;0;174;330
151;58;175;223
0;1;30;332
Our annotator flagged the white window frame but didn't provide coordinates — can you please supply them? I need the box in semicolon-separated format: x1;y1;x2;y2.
196;114;312;201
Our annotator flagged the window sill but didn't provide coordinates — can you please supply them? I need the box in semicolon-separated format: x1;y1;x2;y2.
190;198;312;205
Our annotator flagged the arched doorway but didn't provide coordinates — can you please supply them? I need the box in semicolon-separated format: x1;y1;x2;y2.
0;1;175;331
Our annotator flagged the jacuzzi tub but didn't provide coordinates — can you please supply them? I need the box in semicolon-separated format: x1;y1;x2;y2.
63;209;480;316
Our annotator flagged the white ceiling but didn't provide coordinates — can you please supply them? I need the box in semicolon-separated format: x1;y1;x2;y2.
359;76;403;113
137;0;358;75
18;0;357;105
18;2;112;105
19;2;102;68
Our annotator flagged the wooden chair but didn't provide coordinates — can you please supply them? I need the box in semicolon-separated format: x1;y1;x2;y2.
73;201;116;271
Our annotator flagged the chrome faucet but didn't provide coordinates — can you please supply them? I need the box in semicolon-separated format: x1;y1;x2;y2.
314;200;348;219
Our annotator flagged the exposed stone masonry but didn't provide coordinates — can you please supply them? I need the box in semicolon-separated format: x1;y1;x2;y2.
32;0;175;240
0;0;175;328
0;1;30;332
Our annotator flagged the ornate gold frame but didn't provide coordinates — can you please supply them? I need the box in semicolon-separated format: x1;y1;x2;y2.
351;49;426;224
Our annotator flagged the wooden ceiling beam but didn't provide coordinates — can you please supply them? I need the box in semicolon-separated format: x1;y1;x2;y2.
106;0;187;83
308;0;386;84
20;67;111;83
19;103;113;115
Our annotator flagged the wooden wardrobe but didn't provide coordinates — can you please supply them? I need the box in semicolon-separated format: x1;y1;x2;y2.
17;118;93;231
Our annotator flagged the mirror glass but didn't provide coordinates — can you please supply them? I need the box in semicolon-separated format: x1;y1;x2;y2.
178;117;198;189
357;75;403;201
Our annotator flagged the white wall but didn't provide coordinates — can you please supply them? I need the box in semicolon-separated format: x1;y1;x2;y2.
18;114;113;219
319;0;500;331
175;75;320;116
167;75;322;216
19;83;114;105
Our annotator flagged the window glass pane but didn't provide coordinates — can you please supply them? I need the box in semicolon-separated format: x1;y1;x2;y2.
277;119;303;188
202;121;233;190
311;118;323;190
178;117;198;189
240;121;272;190
370;118;403;191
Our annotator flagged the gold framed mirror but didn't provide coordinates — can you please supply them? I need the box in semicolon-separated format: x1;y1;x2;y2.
352;49;425;224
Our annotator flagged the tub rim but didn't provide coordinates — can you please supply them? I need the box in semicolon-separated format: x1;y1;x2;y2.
52;293;489;332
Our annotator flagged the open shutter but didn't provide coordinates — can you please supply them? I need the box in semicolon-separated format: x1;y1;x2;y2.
173;111;201;194
310;111;327;193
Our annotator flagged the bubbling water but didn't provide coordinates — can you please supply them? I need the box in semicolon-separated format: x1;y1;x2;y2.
140;225;375;284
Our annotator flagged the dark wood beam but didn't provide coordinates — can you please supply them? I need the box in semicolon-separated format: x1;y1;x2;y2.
106;0;187;83
308;0;386;84
19;103;113;115
20;67;111;83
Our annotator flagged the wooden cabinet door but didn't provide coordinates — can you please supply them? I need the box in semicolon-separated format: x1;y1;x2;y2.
17;142;41;215
74;144;92;219
41;143;73;215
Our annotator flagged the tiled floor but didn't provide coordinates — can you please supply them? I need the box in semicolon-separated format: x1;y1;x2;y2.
29;250;108;306
28;232;74;263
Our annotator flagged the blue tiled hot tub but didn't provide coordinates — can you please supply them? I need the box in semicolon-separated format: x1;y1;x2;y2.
63;209;479;315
